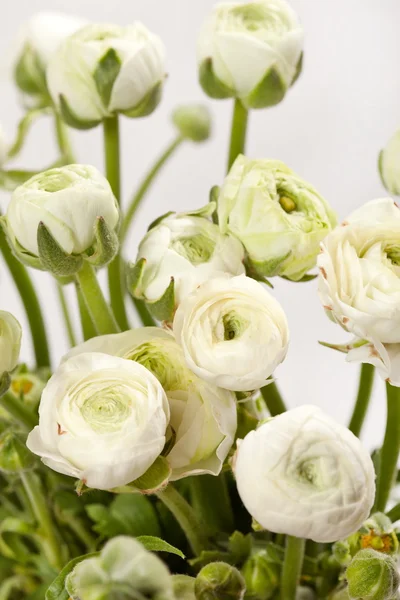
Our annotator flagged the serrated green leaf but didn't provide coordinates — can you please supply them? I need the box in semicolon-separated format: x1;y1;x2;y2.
137;536;185;559
86;495;161;539
93;49;121;108
147;278;175;322
45;553;98;600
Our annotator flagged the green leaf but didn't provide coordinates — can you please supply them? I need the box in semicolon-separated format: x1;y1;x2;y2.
199;58;234;100
93;48;121;108
0;517;36;563
146;278;175;322
245;68;286;109
189;550;232;570
0;373;10;398
228;531;252;565
45;553;98;600
37;222;83;277
137;536;185;559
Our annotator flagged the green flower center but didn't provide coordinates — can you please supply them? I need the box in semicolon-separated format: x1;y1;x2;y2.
80;385;132;433
37;171;74;193
385;244;400;266
128;341;189;392
222;311;249;341
171;234;215;265
279;196;297;213
230;3;291;35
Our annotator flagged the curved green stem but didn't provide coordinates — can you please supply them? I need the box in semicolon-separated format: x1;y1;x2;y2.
54;112;75;163
103;116;129;331
156;484;211;556
56;283;77;348
374;383;400;512
280;536;305;600
0;391;37;429
261;381;287;416
120;135;184;242
76;285;97;341
190;474;234;534
227;99;249;171
75;262;119;335
0;226;50;368
7;108;51;160
348;364;374;437
387;502;400;523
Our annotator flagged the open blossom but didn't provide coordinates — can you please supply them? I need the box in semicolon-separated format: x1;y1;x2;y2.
27;353;169;490
173;274;289;391
234;405;375;543
0;311;22;375
63;328;237;480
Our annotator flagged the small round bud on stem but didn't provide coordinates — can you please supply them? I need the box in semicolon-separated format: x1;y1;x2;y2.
242;551;279;599
346;549;400;600
0;430;36;473
195;562;246;600
172;575;196;600
172;105;212;142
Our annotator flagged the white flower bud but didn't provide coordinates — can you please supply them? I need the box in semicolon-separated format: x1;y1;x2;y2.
197;0;304;108
47;23;166;129
0;311;22;376
218;156;337;281
173;274;289;391
172;105;212;142
234;405;375;543
62;328;237;480
27;352;170;490
379;130;400;196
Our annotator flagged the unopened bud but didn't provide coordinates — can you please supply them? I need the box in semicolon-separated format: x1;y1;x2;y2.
172;575;196;600
195;562;246;600
346;549;400;600
172;105;211;142
0;430;35;473
242;551;278;600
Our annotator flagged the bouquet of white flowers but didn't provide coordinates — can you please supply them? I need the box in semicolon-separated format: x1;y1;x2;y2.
0;3;399;600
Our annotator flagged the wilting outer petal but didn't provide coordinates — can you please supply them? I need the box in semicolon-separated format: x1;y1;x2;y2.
0;311;22;374
234;405;375;543
347;342;400;387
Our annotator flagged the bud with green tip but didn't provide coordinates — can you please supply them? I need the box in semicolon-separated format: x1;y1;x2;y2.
172;105;212;142
346;549;400;600
0;430;36;473
9;372;45;410
66;536;174;600
218;155;337;281
195;562;246;600
242;551;279;600
47;23;166;129
0;311;22;379
197;0;304;109
378;129;400;195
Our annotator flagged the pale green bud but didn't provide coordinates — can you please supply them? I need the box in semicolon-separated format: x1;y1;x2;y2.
346;549;400;600
172;575;196;600
9;372;45;409
379;129;400;196
195;562;246;600
242;551;279;599
172;105;212;142
66;536;174;600
0;430;36;473
0;311;22;378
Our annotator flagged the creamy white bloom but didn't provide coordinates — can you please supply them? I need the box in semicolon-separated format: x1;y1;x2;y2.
0;124;8;168
27;352;169;490
63;328;237;480
47;23;165;129
218;155;337;281
173;275;289;391
379;129;400;196
198;0;304;108
0;311;22;375
5;164;119;258
131;211;245;309
234;405;375;543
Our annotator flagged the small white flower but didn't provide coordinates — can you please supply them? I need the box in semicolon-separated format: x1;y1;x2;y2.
379;129;400;196
173;274;289;391
234;405;375;543
0;311;22;375
27;352;170;490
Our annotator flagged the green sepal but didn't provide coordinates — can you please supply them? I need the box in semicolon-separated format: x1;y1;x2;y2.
14;44;48;99
245;68;287;109
147;211;175;232
123;81;163;119
45;553;99;600
244;255;275;288
93;48;121;109
281;272;317;283
318;339;368;354
246;251;291;279
132;456;172;493
199;58;234;100
185;202;217;219
37;222;83;277
0;430;36;473
209;186;220;224
0;372;10;398
146;277;175;322
59;95;100;130
137;535;185;559
0;217;42;269
291;53;303;86
127;257;147;297
84;216;119;267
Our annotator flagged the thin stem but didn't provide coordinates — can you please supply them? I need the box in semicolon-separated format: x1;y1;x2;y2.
7;107;51;159
156;484;211;556
67;517;97;552
103;116;129;331
120;135;184;242
56;283;77;347
54;112;75;163
20;471;64;570
348;364;374;437
227;99;249;171
131;297;156;327
387;502;400;523
0;226;50;368
374;383;400;512
76;285;97;341
261;381;287;416
75;262;119;335
280;536;305;600
0;391;37;429
190;474;234;534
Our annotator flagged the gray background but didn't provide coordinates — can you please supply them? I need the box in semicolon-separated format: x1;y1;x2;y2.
1;0;398;448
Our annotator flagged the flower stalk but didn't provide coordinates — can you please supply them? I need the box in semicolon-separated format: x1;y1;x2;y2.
227;99;248;171
75;261;119;335
348;363;375;437
261;381;287;416
280;536;305;600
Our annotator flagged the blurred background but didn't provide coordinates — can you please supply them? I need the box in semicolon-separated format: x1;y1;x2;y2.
0;0;398;447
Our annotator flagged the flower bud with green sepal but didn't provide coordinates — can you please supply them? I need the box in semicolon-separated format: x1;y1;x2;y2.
195;562;246;600
0;312;22;381
172;105;212;142
346;549;400;600
379;129;400;196
241;550;279;600
8;369;45;411
0;430;36;473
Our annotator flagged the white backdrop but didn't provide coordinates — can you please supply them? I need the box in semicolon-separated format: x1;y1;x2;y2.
1;0;398;448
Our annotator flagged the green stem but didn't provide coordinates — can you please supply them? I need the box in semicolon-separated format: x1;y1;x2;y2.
190;474;234;534
156;484;211;556
261;381;287;416
387;502;400;523
120;135;184;242
131;297;156;327
76;285;97;341
56;283;77;347
348;364;374;437
103;116;129;331
67;517;97;552
280;536;305;600
374;383;400;512
0;391;37;429
0;226;50;368
227;99;249;171
75;262;119;335
7;107;51;160
20;471;64;570
54;112;75;163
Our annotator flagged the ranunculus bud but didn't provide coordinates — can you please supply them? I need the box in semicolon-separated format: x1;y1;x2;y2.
195;562;246;600
234;405;375;543
9;371;45;410
66;536;174;600
13;11;87;107
173;274;289;391
0;311;22;377
2;164;120;275
218;156;337;281
172;575;196;600
346;549;400;600
242;551;279;599
197;0;304;108
172;105;212;142
26;352;170;490
128;208;245;321
47;23;166;129
0;430;36;473
379;129;400;196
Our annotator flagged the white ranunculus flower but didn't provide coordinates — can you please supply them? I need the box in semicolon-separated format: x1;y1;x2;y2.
27;352;169;490
129;211;245;318
198;0;304;108
218;155;337;281
0;311;22;375
234;405;375;543
47;23;166;129
63;328;237;480
173;274;289;391
379;129;400;196
4;164;119;261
